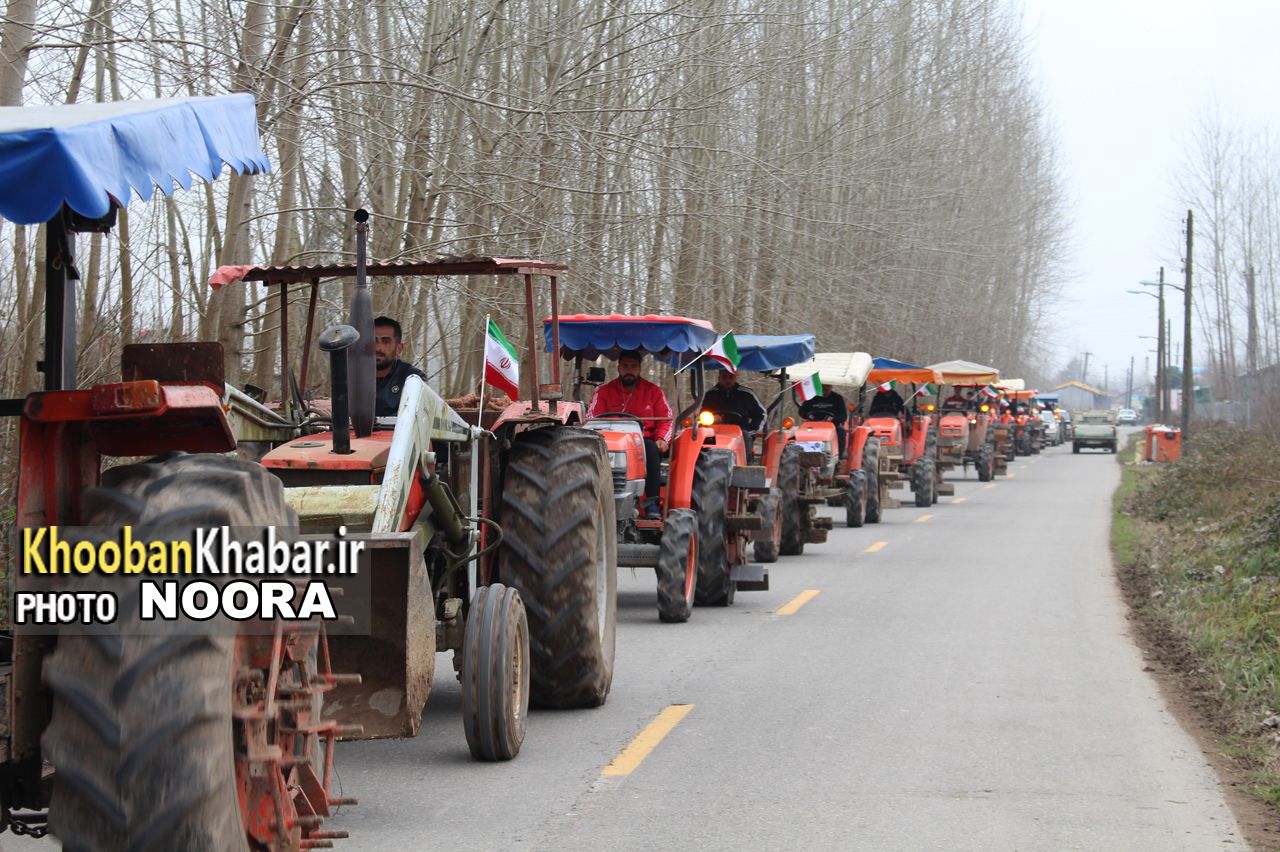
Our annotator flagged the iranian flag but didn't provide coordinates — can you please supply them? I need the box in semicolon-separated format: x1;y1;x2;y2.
484;316;520;399
913;382;937;398
796;373;823;402
875;378;897;393
705;331;740;372
979;382;1000;399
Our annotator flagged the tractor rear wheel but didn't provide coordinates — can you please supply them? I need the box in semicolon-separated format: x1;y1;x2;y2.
461;583;529;761
863;438;883;523
976;442;994;482
499;427;618;708
844;469;866;528
42;453;320;852
657;508;699;622
777;443;804;555
752;493;780;563
692;449;735;607
912;456;936;507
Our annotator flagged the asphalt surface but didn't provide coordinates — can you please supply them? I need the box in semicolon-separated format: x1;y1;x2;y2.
6;437;1247;850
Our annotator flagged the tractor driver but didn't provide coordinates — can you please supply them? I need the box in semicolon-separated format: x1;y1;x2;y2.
942;387;968;409
798;388;849;458
867;387;906;418
701;369;767;459
587;350;673;517
374;316;427;418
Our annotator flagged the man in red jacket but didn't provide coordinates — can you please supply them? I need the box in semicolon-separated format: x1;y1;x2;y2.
587;350;673;516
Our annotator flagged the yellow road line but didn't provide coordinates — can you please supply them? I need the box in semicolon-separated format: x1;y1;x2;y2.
1006;473;1016;479
983;484;997;490
952;497;967;504
776;589;820;616
603;705;695;777
915;514;933;523
865;540;888;553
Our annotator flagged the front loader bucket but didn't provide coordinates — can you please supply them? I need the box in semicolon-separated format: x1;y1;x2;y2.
324;531;435;739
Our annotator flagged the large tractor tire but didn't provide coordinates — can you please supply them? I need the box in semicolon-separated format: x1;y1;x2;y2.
863;438;883;524
912;455;936;507
656;508;699;622
42;453;315;852
461;583;530;761
1015;431;1031;456
752;493;780;564
926;427;940;505
976;442;994;482
777;443;804;556
692;449;735;607
844;469;866;528
499;427;618;708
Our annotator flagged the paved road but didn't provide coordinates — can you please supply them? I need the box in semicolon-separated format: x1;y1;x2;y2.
7;439;1246;850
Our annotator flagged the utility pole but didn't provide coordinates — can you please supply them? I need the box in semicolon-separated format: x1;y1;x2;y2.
1156;267;1166;422
1126;356;1134;408
1183;210;1194;435
1104;363;1109;391
1082;351;1093;386
1165;317;1172;419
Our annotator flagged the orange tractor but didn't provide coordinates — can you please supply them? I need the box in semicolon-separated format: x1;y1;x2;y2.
783;352;886;529
1005;386;1042;455
857;359;946;508
549;315;770;621
928;361;1004;483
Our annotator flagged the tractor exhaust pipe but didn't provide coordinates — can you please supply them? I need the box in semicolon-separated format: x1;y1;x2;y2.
348;208;375;437
319;324;359;454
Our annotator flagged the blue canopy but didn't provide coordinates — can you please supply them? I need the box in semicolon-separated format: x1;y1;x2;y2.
0;95;269;224
686;333;816;372
872;356;925;371
546;314;718;364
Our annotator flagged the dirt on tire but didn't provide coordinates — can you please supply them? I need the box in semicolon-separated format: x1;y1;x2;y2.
41;453;299;852
692;449;735;606
778;443;805;555
461;583;530;761
498;427;618;708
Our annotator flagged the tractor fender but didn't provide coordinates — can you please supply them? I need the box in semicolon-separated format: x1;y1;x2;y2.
903;415;931;463
710;423;749;465
846;426;872;470
761;429;792;481
666;426;715;511
490;399;584;435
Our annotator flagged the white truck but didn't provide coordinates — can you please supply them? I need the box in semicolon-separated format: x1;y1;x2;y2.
1072;409;1118;453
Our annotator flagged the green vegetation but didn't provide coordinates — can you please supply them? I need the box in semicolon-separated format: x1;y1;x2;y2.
1114;423;1280;808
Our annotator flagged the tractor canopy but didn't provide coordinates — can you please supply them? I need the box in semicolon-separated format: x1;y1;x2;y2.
678;333;816;372
996;378;1026;392
788;351;873;388
867;357;941;386
0;94;269;224
927;359;1000;384
545;314;717;365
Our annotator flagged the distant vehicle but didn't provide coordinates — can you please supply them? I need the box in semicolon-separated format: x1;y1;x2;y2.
1073;409;1118;454
1058;408;1074;440
1038;410;1062;445
1116;408;1138;425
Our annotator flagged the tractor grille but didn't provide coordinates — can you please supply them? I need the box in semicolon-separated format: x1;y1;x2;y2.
612;469;627;494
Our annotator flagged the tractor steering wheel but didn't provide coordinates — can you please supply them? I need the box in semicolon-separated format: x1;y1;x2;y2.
591;411;645;423
709;409;746;426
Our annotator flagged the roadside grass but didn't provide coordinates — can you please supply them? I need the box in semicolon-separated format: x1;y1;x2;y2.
1114;422;1280;813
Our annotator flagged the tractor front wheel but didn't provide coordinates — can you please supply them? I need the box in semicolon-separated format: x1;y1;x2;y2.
42;453;325;852
912;456;936;507
462;583;530;761
752;493;780;564
499;427;618;708
693;450;736;607
863;438;883;524
777;443;804;556
976;442;994;482
657;508;699;622
844;469;866;528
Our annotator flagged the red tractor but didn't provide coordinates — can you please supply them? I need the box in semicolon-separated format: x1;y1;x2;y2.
928;361;1002;482
857;359;946;509
548;315;769;623
780;351;886;531
1;96;347;849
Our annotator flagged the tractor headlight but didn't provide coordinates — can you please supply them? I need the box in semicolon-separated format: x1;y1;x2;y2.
698;410;716;426
609;451;628;470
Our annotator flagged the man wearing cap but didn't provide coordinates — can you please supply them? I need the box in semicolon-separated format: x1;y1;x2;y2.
587;350;673;516
702;369;767;458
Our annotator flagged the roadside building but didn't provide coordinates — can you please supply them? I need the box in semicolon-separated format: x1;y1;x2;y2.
1052;380;1114;411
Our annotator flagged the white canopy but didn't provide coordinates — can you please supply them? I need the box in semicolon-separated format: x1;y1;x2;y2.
789;351;873;388
927;359;1000;383
996;378;1026;391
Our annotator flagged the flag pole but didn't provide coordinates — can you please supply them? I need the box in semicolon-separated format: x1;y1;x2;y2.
478;313;489;416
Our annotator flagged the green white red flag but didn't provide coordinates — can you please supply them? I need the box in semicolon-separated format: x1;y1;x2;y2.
980;383;1000;399
704;331;740;372
796;373;823;402
913;382;937;398
875;378;897;393
484;316;520;399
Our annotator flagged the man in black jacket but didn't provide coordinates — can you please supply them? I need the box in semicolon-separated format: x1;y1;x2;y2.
374;316;427;417
702;369;767;457
798;389;849;458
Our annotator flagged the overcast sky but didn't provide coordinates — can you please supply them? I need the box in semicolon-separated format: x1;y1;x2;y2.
1018;0;1280;392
